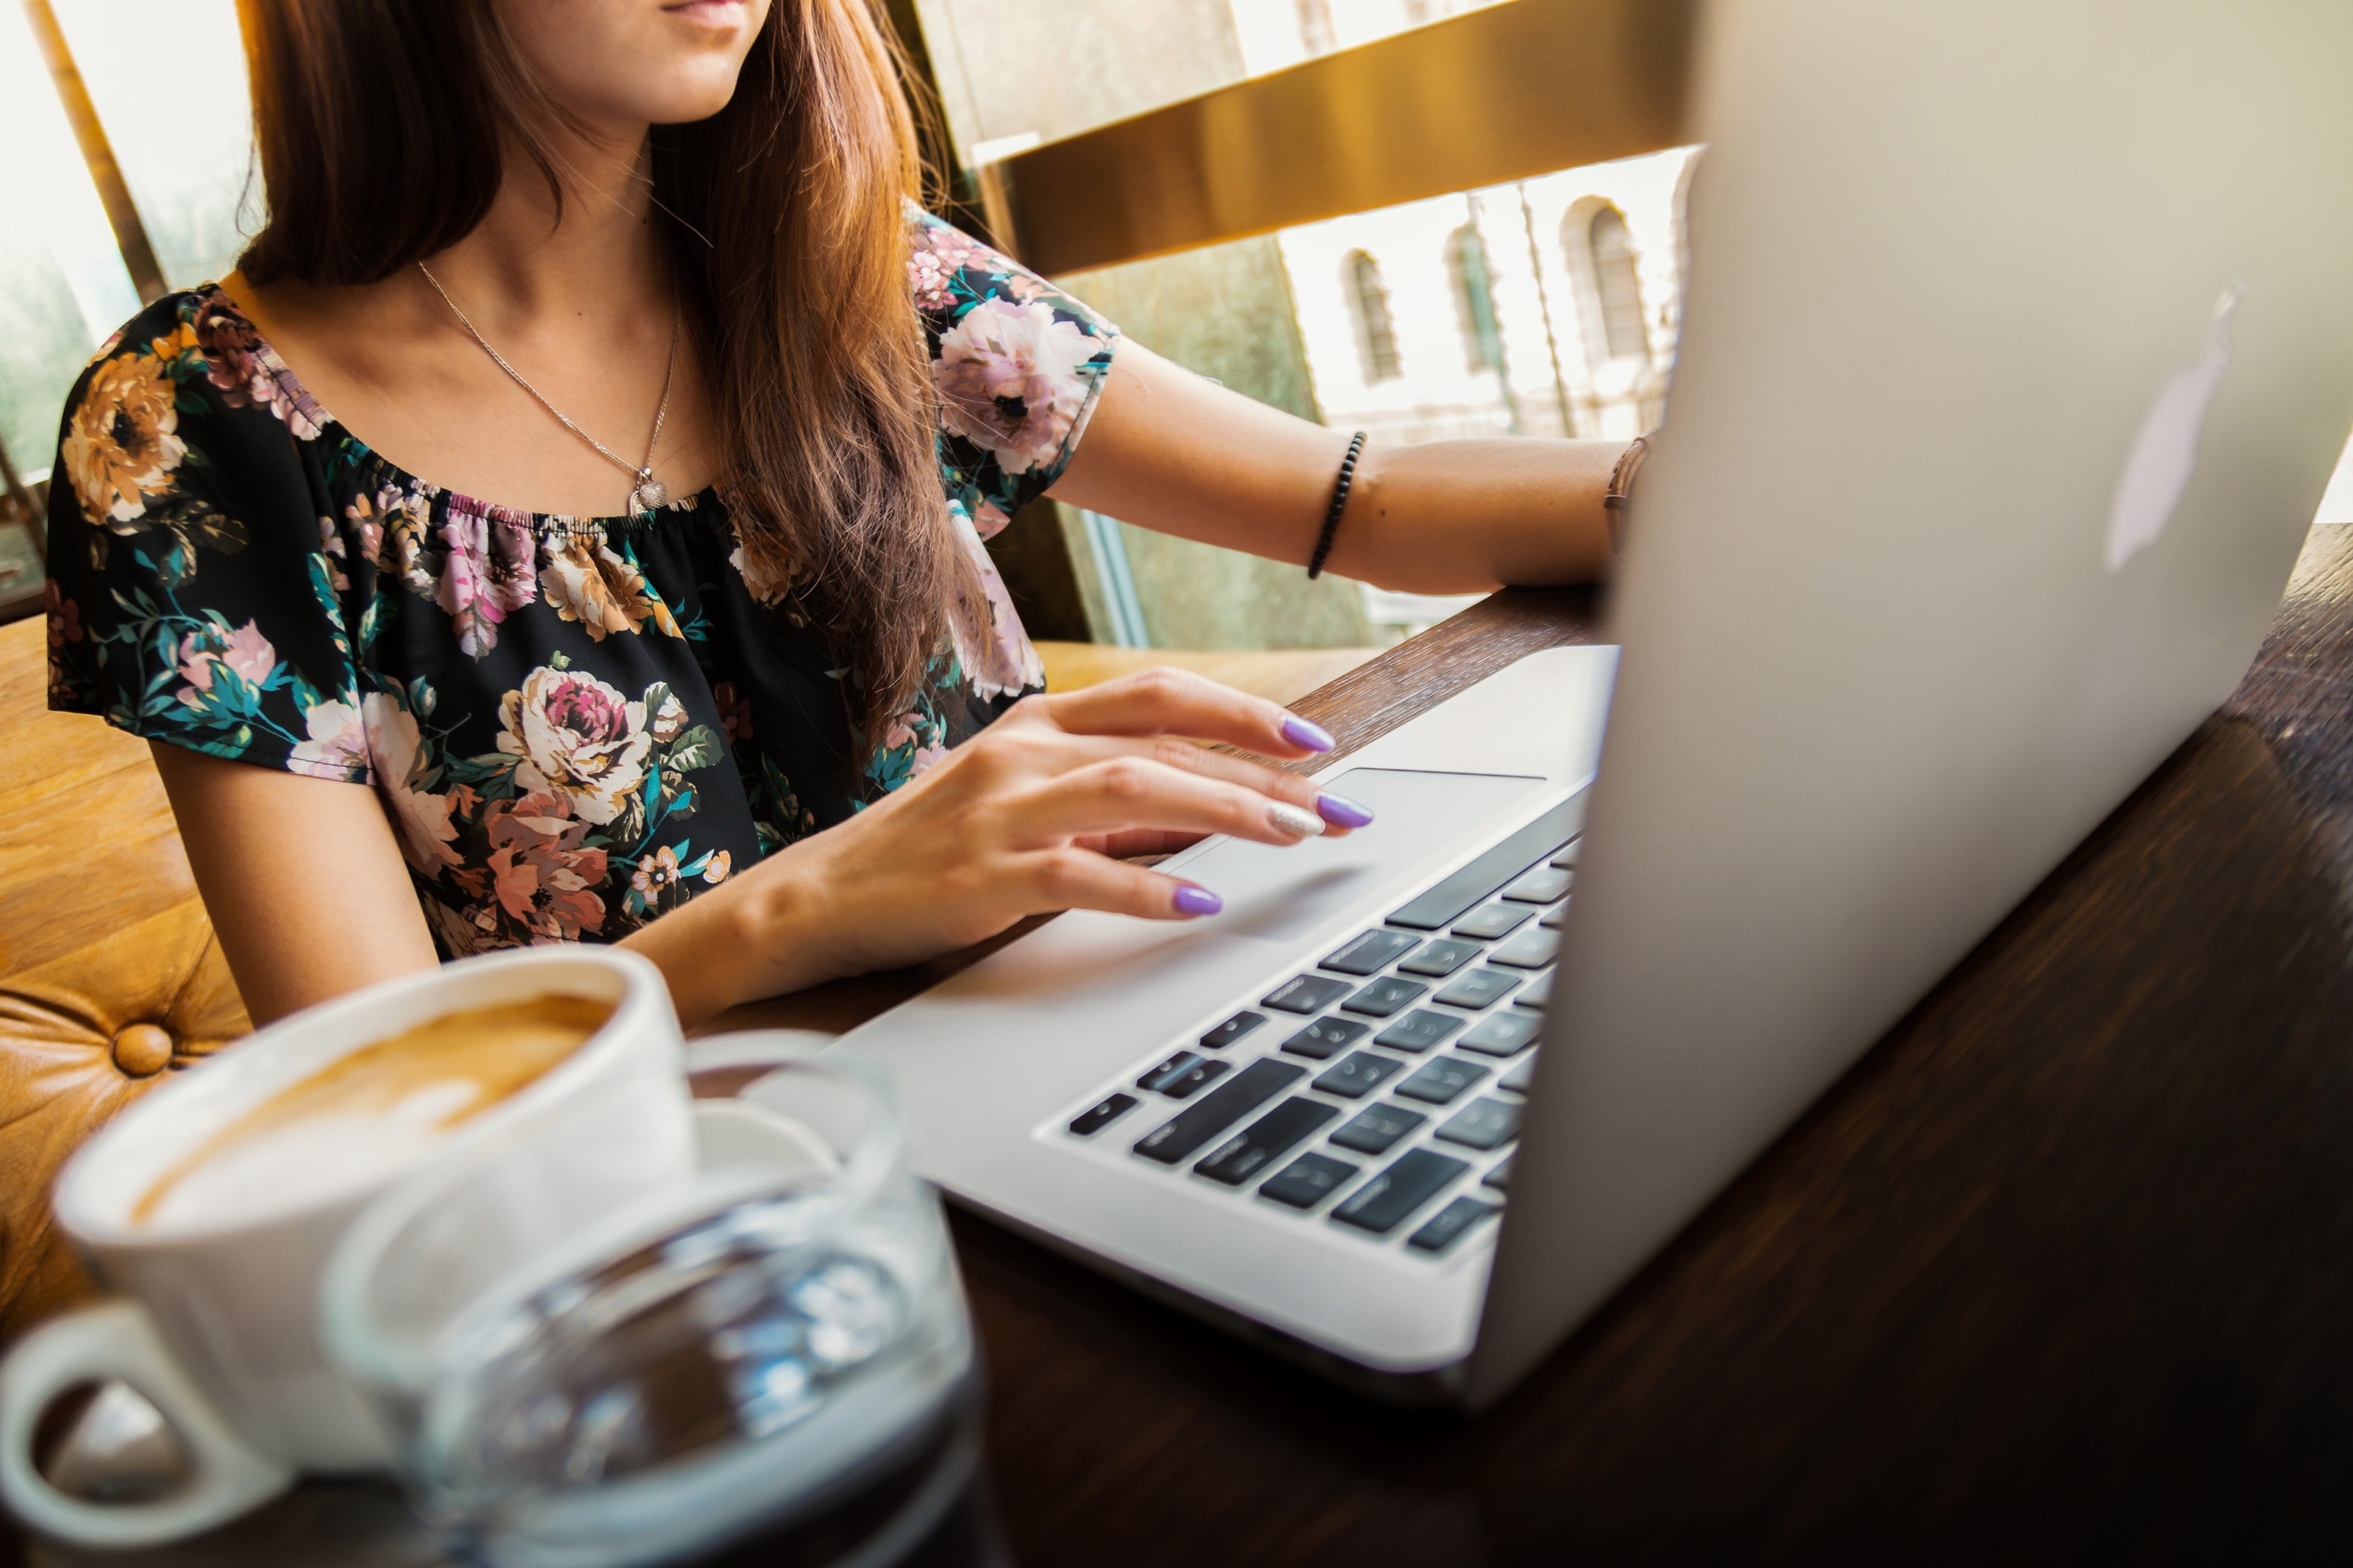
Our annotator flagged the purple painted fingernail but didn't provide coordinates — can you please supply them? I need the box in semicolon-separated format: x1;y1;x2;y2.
1315;791;1375;829
1281;715;1335;753
1173;884;1224;917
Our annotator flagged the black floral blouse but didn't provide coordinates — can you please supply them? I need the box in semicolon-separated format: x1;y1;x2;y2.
45;210;1119;956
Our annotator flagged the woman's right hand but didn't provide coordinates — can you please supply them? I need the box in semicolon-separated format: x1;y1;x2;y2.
625;668;1376;1025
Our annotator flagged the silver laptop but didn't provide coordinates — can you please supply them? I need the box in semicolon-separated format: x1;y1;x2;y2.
841;0;2353;1406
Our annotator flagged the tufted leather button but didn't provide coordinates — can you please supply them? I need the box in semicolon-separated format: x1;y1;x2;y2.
110;1024;176;1078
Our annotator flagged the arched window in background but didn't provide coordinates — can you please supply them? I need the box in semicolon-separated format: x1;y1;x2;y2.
1345;250;1402;383
1293;0;1336;54
1583;204;1649;365
1447;223;1506;375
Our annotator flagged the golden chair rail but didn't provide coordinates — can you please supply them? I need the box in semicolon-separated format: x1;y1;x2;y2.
985;0;1699;276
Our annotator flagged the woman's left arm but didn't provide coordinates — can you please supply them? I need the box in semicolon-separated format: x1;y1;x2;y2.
1048;340;1624;594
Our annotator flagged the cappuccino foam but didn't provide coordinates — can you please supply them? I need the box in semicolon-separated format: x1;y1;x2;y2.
135;994;612;1231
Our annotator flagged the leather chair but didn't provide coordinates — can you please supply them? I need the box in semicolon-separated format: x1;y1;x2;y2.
0;615;249;1341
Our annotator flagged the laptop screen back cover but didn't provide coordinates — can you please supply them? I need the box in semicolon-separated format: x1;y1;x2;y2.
1471;0;2353;1406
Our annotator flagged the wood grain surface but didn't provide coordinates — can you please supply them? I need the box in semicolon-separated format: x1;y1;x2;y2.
940;531;2353;1564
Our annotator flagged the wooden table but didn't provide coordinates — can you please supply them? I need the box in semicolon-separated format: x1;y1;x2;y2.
14;529;2353;1564
730;526;2353;1564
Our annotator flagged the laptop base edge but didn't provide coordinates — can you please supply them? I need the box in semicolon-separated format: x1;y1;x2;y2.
939;1189;1475;1411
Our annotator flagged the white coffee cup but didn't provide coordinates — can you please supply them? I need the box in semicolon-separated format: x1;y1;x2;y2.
0;947;694;1549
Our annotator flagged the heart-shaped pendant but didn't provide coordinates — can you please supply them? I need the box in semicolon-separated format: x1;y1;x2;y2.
632;476;668;512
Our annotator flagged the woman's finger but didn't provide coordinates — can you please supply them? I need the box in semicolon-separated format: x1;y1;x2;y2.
1016;847;1229;920
1005;757;1335;847
1033;731;1374;834
1083;827;1209;859
1034;667;1335;759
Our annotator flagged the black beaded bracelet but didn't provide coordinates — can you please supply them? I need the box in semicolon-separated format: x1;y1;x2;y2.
1306;431;1368;581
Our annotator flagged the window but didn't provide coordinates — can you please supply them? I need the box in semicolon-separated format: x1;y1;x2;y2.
1;0;254;614
1447;223;1504;375
1344;250;1401;382
1583;204;1649;365
1292;0;1336;55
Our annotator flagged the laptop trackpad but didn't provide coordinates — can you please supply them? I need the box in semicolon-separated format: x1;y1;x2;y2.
1172;767;1546;942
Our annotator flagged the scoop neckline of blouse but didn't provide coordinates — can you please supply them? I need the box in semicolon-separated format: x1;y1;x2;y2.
198;281;715;530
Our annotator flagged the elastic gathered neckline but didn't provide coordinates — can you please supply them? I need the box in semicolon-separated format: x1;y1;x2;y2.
200;282;718;534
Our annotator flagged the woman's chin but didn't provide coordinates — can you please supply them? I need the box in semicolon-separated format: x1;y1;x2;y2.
507;0;766;132
584;68;745;132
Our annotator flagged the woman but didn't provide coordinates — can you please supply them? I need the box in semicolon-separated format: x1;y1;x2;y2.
45;0;1621;1030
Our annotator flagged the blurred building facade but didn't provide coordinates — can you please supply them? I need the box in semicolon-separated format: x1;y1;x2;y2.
1222;0;1690;450
1279;151;1693;450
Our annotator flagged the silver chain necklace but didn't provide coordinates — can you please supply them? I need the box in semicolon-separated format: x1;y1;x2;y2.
417;262;681;515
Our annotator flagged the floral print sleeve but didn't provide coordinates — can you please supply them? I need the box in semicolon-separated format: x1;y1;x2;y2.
907;206;1119;703
913;207;1118;537
46;293;371;783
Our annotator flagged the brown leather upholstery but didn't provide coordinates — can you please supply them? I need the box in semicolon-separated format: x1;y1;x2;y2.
0;616;249;1341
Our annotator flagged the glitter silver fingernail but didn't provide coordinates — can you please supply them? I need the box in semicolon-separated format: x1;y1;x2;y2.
1268;801;1327;838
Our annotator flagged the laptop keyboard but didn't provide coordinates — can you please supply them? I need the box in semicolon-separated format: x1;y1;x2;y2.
1062;792;1585;1259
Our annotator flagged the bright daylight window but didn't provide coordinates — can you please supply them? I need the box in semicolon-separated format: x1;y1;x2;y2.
11;0;2349;623
0;0;251;606
915;0;1695;643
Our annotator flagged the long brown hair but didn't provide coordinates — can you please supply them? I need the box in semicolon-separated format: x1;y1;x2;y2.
237;0;965;749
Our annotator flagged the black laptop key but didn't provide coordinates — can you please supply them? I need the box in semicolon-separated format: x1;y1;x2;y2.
1133;1059;1304;1164
1490;928;1560;970
1396;1056;1490;1106
1341;975;1426;1017
1199;1011;1267;1050
1137;1051;1229;1098
1313;1051;1407;1099
1263;974;1353;1014
1550;839;1581;868
1068;1094;1138;1138
1281;1016;1368;1060
1195;1098;1338;1186
1260;1152;1360;1210
1482;1153;1514;1190
1396;938;1481;978
1458;1012;1543;1057
1330;1102;1427;1155
1450;903;1530;941
1385;792;1589;930
1332;1149;1470;1235
1407;1195;1501;1253
1434;968;1519;1010
1499;1052;1538;1094
1513;972;1554;1010
1503;867;1574;904
1321;929;1421;976
1375;1009;1464;1054
1138;1051;1193;1089
1435;1096;1522;1151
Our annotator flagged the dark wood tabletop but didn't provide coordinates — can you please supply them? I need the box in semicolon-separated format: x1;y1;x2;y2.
726;526;2353;1565
13;530;2353;1566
